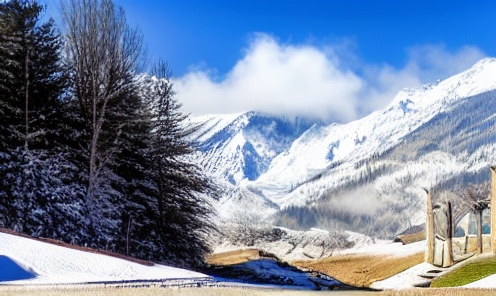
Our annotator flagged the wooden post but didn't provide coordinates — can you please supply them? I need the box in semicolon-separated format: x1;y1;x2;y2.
444;201;453;267
476;210;483;254
491;166;496;253
425;189;435;264
126;216;133;256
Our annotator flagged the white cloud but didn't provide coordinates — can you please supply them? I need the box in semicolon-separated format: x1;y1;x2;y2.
360;44;486;115
407;44;486;83
174;34;363;122
174;34;487;122
327;185;384;216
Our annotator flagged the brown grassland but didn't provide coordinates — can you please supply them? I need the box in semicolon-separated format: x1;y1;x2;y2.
3;286;496;296
382;288;496;296
0;286;377;296
292;252;424;288
394;231;425;245
206;249;263;265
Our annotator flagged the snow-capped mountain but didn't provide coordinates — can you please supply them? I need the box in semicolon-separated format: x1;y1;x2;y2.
189;112;318;185
192;58;496;238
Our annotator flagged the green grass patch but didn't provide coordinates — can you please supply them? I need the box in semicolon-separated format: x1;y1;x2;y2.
431;254;496;287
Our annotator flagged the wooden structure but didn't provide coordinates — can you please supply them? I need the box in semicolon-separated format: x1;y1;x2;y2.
491;166;496;253
425;190;434;264
445;201;453;267
425;166;496;266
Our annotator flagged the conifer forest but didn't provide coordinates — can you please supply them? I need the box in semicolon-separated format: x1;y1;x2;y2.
0;0;216;268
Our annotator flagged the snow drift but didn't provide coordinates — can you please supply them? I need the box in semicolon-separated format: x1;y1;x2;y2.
0;232;207;285
0;256;37;282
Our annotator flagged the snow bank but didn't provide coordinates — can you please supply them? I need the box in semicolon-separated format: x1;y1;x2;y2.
0;256;36;282
337;234;426;258
210;258;340;288
0;232;207;285
463;274;496;288
214;225;352;262
370;262;433;290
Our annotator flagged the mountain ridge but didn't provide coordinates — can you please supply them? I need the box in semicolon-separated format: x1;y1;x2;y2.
191;57;496;237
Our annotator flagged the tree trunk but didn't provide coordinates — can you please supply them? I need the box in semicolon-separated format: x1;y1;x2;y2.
425;190;435;264
126;215;132;256
86;130;99;230
491;166;496;254
476;210;483;254
444;201;453;267
24;38;29;150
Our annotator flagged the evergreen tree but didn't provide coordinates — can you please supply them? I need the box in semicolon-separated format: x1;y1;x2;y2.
0;0;77;238
140;62;217;267
109;75;157;257
0;0;217;269
0;0;41;149
0;0;66;149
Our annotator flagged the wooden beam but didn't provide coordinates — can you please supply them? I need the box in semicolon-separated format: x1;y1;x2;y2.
444;201;453;267
476;210;483;254
425;189;435;264
491;166;496;253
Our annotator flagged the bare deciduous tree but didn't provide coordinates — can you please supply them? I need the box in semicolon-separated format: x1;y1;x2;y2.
62;0;145;227
437;182;490;254
463;182;490;253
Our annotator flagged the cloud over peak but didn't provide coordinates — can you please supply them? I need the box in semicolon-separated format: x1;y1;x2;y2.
174;34;486;123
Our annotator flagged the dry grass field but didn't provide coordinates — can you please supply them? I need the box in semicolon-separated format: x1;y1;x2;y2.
3;286;496;296
382;288;496;296
292;252;424;288
394;231;425;245
0;286;378;296
206;249;263;265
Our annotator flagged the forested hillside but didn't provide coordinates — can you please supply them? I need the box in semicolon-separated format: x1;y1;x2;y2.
0;0;215;268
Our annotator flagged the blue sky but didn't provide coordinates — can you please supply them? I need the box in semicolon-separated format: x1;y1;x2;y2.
112;0;496;77
42;0;496;121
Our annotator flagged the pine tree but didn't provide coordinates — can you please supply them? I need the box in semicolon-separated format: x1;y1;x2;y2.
0;0;76;237
109;75;157;257
0;0;66;149
141;62;217;267
0;0;41;149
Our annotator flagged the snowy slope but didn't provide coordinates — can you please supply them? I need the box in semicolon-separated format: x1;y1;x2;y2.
189;111;318;185
252;58;496;207
463;273;496;288
192;58;496;236
187;111;318;221
0;232;207;284
370;262;433;290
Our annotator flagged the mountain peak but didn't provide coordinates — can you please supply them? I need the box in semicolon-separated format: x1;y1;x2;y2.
387;57;496;112
473;57;496;67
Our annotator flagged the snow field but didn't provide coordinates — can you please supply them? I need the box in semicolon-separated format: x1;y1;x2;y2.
0;232;207;285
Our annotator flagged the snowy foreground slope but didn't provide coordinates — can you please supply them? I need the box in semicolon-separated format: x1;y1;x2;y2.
0;232;343;289
0;232;207;285
192;58;496;237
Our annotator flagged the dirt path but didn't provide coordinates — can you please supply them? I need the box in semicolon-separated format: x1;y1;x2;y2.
293;252;424;288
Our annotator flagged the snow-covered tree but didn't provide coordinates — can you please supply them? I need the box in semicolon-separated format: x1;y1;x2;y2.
61;0;146;237
0;0;72;234
138;62;218;267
